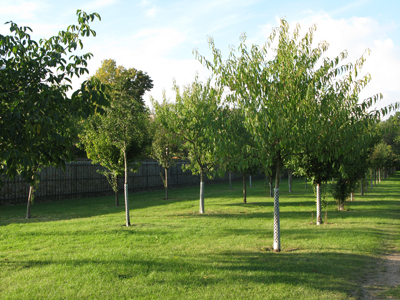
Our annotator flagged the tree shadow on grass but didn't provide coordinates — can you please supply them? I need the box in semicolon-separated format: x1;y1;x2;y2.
0;248;380;298
0;190;200;226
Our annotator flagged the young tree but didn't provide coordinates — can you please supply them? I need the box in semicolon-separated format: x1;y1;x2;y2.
0;10;109;218
154;77;222;214
196;20;333;251
150;102;182;200
80;59;153;226
216;106;261;203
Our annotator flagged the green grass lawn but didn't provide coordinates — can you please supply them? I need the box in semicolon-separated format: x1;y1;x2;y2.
1;173;399;299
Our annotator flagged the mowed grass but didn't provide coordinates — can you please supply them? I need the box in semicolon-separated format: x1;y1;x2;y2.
0;173;399;300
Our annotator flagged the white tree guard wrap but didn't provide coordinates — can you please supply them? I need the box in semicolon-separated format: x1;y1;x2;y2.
273;188;281;252
316;184;321;225
199;181;204;214
124;184;130;226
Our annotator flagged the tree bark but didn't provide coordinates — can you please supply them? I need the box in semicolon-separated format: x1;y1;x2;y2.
243;174;247;204
26;185;33;219
288;169;292;193
115;175;119;206
351;192;354;202
360;178;363;196
124;149;130;227
229;171;232;190
249;175;252;188
379;169;381;182
165;168;168;200
370;169;373;189
305;177;307;189
316;183;322;225
273;156;281;252
199;170;205;214
269;176;273;197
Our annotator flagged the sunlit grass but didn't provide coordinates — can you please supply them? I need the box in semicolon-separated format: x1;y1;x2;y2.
1;173;399;299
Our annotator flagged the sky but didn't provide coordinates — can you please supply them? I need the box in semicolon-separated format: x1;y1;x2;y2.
1;0;399;116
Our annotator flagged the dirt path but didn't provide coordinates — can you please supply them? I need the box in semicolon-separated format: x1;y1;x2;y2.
360;252;400;299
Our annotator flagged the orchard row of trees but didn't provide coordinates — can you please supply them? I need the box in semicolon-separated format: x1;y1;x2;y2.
153;19;399;252
1;13;398;251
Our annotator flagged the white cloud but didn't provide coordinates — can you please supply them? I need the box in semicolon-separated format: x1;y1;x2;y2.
131;28;186;56
145;8;156;18
77;26;209;108
258;14;400;114
303;14;400;111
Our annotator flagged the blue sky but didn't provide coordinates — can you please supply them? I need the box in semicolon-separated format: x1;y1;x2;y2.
1;0;399;114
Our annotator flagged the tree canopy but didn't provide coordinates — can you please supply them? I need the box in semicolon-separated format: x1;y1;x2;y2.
0;10;109;218
0;10;108;187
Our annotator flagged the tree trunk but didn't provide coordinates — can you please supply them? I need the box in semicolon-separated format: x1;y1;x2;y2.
229;171;232;190
115;175;119;206
360;178;363;196
249;175;252;188
124;149;130;227
374;169;377;186
365;174;368;192
351;192;354;202
305;177;307;189
199;170;205;214
165;168;168;200
370;169;373;189
273;156;281;252
26;185;34;219
269;176;273;198
243;174;247;204
379;169;381;182
288;169;292;193
316;183;322;225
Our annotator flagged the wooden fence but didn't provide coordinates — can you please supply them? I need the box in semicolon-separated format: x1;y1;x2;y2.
0;160;263;205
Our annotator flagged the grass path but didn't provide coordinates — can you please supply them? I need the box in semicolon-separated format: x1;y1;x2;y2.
0;173;399;299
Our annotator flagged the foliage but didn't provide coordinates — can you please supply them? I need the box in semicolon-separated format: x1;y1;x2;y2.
150;98;182;170
0;10;108;187
217;106;262;177
379;112;400;161
370;141;397;171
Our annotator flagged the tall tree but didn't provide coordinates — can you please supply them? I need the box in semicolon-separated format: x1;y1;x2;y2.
80;59;153;226
196;20;332;251
154;77;222;214
0;10;109;218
